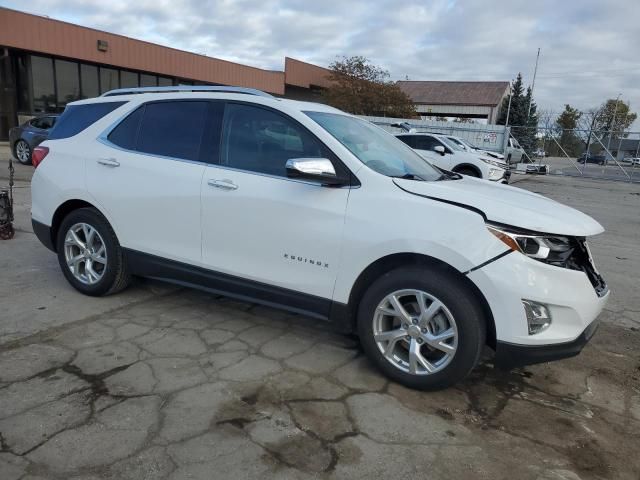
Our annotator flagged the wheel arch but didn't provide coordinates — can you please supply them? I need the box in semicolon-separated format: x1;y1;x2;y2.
50;199;106;252
452;163;482;177
343;252;496;348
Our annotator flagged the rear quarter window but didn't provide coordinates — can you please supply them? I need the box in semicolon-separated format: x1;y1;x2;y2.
48;102;125;140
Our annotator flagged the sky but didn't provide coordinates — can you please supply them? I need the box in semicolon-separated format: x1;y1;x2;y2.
4;0;640;126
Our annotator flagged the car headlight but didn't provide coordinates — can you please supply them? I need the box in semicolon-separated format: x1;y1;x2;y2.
486;224;574;264
479;157;506;168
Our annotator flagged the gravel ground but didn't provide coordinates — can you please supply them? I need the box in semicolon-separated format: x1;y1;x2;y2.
1;147;639;480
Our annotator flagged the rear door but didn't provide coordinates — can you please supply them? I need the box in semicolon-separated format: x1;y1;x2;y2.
87;100;210;264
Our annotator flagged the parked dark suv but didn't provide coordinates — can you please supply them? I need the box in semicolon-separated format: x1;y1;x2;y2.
577;153;606;165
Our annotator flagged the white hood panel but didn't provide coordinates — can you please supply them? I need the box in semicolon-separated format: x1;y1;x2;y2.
394;177;604;236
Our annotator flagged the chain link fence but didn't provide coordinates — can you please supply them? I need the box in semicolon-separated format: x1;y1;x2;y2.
511;125;640;183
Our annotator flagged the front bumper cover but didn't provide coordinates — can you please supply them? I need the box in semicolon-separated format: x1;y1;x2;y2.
494;319;599;369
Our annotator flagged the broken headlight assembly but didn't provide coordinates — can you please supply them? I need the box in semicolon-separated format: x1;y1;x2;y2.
486;224;575;266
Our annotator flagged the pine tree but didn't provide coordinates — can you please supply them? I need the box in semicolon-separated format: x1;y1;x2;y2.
497;73;539;156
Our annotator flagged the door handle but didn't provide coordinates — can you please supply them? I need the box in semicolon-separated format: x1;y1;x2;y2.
208;179;238;191
97;158;120;168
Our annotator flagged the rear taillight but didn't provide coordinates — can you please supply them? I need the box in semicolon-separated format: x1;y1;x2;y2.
32;146;49;168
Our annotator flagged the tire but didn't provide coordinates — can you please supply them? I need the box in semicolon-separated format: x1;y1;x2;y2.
56;208;131;296
14;140;32;165
357;267;486;390
455;167;480;178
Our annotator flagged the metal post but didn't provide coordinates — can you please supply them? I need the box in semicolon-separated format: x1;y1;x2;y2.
505;87;513;127
606;93;621;161
527;48;540;119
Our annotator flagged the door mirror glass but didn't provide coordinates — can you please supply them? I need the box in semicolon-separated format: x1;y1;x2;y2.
286;158;342;185
434;145;446;155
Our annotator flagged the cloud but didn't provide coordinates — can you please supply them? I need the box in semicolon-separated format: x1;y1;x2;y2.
5;0;640;124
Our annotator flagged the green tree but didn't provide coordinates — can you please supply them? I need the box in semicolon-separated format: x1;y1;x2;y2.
496;73;539;156
555;104;583;157
322;56;417;117
592;98;637;137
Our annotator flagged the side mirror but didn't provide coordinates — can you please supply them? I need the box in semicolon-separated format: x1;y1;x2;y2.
285;158;344;186
434;146;446;156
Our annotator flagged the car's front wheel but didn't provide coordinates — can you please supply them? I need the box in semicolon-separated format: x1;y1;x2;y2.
14;140;32;165
56;208;131;296
358;267;486;390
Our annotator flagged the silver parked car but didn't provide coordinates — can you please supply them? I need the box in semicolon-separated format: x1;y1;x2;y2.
9;115;59;165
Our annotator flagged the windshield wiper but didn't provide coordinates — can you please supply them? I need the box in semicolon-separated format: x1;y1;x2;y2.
391;173;425;181
437;170;462;181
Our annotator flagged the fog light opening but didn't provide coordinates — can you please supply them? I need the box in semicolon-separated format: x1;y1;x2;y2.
522;299;552;335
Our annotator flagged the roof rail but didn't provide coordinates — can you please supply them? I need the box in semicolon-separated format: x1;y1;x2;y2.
100;85;274;98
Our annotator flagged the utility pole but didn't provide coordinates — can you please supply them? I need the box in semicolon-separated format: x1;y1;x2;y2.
606;93;622;161
526;48;540;119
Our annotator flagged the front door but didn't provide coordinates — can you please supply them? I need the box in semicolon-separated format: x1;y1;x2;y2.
201;102;350;316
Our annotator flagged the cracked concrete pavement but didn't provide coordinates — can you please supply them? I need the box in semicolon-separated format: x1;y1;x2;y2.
1;149;639;479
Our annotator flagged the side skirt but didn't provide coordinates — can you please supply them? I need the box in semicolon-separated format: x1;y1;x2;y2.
123;249;352;330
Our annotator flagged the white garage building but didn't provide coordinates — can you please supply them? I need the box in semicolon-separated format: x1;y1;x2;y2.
397;81;510;124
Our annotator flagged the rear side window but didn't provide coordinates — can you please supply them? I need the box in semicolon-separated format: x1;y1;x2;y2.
48;102;125;140
107;107;143;150
137;101;208;161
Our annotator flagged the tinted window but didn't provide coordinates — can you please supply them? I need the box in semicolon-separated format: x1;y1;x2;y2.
120;71;138;88
396;135;416;148
31;56;55;113
100;67;119;93
158;76;173;87
136;101;208;161
49;102;125;140
140;74;157;87
414;135;441;151
107;107;144;150
55;59;80;107
221;103;326;177
80;64;99;99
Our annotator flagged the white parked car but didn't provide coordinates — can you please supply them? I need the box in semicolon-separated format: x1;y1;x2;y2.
443;134;505;161
396;133;510;183
31;86;608;390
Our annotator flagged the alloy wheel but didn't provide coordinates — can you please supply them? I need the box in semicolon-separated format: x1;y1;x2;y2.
16;140;31;164
372;289;458;375
63;223;108;285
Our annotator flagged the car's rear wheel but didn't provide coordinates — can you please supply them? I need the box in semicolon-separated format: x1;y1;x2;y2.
56;208;131;296
357;267;486;390
14;140;31;165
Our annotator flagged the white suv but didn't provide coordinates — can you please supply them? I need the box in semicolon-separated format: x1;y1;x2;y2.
395;133;509;183
31;86;608;390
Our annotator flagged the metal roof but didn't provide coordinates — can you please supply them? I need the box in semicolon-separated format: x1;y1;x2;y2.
397;81;510;107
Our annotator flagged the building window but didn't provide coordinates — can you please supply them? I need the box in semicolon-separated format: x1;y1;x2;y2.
80;64;99;99
120;70;139;88
158;76;173;87
55;59;81;108
100;67;119;94
31;56;56;113
140;73;157;87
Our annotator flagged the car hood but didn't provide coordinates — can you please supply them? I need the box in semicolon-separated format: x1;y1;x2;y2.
393;176;604;236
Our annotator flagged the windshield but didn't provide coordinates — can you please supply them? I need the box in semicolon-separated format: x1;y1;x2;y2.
440;137;464;151
456;138;479;150
305;111;442;181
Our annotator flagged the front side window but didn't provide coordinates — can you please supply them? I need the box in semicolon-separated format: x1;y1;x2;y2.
414;135;443;151
307;112;442;180
136;101;208;161
221;103;327;177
